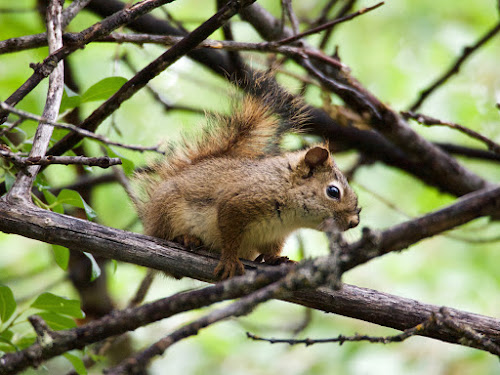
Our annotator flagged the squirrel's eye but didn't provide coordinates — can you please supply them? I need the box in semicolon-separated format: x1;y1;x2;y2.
326;185;341;200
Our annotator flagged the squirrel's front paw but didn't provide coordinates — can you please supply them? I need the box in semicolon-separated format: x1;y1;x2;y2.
214;258;245;280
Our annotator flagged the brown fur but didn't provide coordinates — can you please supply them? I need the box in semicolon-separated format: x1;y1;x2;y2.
135;84;360;279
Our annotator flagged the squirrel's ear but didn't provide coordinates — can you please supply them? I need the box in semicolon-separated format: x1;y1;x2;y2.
304;147;329;168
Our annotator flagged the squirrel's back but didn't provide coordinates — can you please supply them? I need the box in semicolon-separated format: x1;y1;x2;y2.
153;89;306;180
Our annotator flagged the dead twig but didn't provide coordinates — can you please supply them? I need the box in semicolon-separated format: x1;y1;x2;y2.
246;316;434;346
0;102;163;154
403;111;500;154
275;2;384;46
409;20;500;111
0;149;122;168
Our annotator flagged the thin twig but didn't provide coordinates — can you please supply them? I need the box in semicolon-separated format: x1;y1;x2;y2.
0;150;122;168
436;143;500;162
354;181;500;244
275;2;384;46
0;102;163;154
409;20;500;111
112;165;140;206
246;316;434;346
340;185;500;272
0;7;37;13
319;0;357;50
120;54;205;115
403;111;500;154
0;118;25;136
281;0;300;35
61;0;93;29
311;0;339;28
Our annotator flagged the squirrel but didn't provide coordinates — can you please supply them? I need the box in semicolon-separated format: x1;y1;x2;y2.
135;75;361;279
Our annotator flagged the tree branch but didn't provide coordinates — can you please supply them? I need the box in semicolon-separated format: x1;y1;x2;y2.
340;184;500;272
402;111;500;154
0;0;91;55
275;1;384;46
0;102;163;153
0;150;122;168
6;0;64;202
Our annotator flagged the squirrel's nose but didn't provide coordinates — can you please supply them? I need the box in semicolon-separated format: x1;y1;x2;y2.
347;216;359;229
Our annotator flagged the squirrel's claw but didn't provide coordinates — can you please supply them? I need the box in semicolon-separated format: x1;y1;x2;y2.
214;258;245;280
263;255;297;265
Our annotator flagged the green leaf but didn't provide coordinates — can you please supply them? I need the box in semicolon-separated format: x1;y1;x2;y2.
64;352;88;375
0;285;16;323
43;190;64;214
57;189;97;220
0;330;13;341
15;335;36;350
31;293;85;319
52;245;70;270
4;172;15;192
36;312;77;330
81;77;127;104
0;330;16;352
33;173;50;192
104;146;134;176
83;252;101;282
60;85;81;112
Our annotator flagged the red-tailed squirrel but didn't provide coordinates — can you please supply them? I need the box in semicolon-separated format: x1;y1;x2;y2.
136;75;360;279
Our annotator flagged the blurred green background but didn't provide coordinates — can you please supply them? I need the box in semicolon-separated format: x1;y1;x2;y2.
1;0;500;374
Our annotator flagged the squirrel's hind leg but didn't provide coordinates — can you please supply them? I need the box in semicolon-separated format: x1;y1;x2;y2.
173;234;203;250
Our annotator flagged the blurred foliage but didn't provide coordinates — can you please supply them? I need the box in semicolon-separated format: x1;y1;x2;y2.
1;0;500;374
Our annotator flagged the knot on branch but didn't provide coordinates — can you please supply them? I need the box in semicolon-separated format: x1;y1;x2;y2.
28;315;59;347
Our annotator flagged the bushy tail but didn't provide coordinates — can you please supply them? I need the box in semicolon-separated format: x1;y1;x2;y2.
154;74;308;179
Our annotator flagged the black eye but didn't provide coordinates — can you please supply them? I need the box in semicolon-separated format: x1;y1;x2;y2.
326;185;341;200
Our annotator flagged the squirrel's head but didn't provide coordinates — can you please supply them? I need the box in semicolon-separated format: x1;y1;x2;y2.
288;146;360;232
